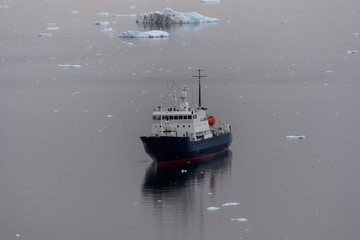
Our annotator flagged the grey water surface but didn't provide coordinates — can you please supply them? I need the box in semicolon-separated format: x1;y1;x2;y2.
1;0;360;240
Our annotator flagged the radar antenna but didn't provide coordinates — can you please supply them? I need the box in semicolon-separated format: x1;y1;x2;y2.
192;69;207;108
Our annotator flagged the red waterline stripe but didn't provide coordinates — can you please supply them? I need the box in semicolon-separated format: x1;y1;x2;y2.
156;150;227;167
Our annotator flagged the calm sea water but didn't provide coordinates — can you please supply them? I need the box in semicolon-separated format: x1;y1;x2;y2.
1;0;360;240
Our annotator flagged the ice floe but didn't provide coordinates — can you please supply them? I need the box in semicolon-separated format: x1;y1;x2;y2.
347;50;358;54
352;32;359;37
286;135;306;140
46;27;59;31
94;21;110;26
98;12;110;16
16;233;21;239
38;33;53;37
222;202;240;207
230;218;248;222
119;30;169;38
101;27;115;33
114;13;136;17
136;8;219;24
57;64;81;69
207;207;220;211
71;10;78;14
202;0;221;2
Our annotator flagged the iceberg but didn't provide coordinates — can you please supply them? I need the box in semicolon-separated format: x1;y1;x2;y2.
119;30;169;38
136;8;219;24
222;202;240;207
38;33;53;37
286;135;305;140
206;207;220;211
230;218;248;222
98;12;110;16
57;64;81;69
101;27;115;33
94;21;110;26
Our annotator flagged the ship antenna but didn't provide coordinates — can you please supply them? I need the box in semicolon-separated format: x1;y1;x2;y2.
192;69;207;108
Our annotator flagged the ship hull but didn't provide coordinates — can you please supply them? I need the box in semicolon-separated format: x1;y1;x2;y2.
140;133;232;166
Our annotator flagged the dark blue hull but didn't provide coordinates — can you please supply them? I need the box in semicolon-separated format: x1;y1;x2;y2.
140;133;232;166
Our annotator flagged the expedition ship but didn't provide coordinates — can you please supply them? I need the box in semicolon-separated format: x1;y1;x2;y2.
140;70;232;166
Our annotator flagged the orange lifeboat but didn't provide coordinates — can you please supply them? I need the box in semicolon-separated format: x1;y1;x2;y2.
207;116;216;126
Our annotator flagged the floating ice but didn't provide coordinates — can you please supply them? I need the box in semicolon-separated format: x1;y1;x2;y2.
207;207;220;211
71;10;78;14
114;13;137;17
16;233;21;239
94;21;110;26
57;64;81;69
202;0;221;2
46;27;59;31
222;202;240;207
347;50;359;54
325;69;334;73
230;218;248;222
286;135;306;140
181;169;187;173
106;115;113;118
101;27;115;33
136;8;219;24
38;33;53;37
98;12;110;16
119;30;170;38
352;33;359;37
129;5;136;9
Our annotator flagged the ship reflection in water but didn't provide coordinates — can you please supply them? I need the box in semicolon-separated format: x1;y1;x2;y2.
142;151;233;239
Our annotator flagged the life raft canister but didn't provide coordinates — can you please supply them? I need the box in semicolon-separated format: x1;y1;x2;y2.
207;116;216;126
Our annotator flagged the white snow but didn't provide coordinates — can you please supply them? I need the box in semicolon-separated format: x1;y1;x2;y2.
222;202;240;207
119;30;169;38
207;207;220;211
136;8;219;24
286;135;306;140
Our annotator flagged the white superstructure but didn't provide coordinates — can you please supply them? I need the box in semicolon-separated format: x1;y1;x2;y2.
150;87;230;141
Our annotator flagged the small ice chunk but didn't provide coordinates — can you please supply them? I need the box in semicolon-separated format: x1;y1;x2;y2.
53;109;59;113
106;115;113;118
58;64;81;69
98;12;110;16
325;69;334;73
72;91;80;95
222;202;240;207
207;207;220;211
94;21;110;26
129;5;136;9
352;33;359;37
46;27;59;31
71;10;78;14
346;50;359;54
230;218;248;222
181;169;187;173
114;13;137;17
16;233;21;239
286;135;306;140
119;30;170;38
101;27;115;33
38;33;53;37
202;0;221;2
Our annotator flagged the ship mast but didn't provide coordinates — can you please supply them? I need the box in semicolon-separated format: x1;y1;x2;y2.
193;69;207;108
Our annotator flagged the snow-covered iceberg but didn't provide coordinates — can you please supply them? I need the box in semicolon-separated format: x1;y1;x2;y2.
136;8;219;24
119;30;169;38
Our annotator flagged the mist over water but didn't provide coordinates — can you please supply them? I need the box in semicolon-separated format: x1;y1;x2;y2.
1;0;360;240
